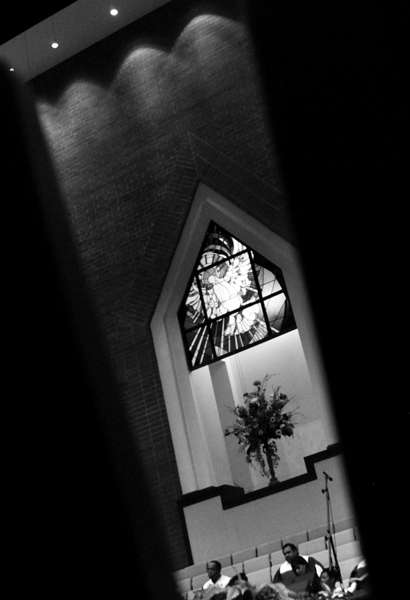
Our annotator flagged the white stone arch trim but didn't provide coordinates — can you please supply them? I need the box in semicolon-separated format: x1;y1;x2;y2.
150;183;336;494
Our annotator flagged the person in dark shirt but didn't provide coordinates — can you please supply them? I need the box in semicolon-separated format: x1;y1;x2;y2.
291;556;322;596
273;543;324;594
228;573;248;586
227;572;254;600
346;559;371;597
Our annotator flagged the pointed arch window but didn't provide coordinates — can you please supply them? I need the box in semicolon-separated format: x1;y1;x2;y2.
178;221;297;370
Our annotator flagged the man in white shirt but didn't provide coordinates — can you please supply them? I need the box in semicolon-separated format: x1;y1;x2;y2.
203;560;231;590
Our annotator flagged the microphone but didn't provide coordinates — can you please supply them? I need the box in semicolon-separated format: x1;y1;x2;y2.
323;471;333;481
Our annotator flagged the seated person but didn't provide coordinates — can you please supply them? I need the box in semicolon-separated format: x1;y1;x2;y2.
226;585;246;600
275;555;321;597
346;559;371;597
228;573;249;587
204;592;227;600
227;572;254;600
255;583;296;600
273;543;324;593
318;568;344;598
203;561;231;591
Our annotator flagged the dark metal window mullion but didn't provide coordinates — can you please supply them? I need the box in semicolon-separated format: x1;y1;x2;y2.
196;249;248;275
249;250;272;337
184;290;285;334
184;296;267;333
195;272;218;363
183;287;284;338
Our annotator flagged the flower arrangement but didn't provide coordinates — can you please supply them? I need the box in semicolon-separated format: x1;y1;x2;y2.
224;375;297;485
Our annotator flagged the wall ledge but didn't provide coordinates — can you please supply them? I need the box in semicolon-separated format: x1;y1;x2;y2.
181;443;343;510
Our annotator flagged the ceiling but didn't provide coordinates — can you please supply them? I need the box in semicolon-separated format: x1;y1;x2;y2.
0;0;170;82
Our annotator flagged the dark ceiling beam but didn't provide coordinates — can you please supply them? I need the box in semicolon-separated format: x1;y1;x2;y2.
0;2;76;44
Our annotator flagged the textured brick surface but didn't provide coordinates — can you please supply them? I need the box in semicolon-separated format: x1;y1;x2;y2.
31;0;295;568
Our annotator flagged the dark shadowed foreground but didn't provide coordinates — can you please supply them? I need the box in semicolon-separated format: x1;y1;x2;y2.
1;60;180;599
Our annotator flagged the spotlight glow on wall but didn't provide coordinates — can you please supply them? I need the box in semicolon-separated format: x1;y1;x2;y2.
51;41;59;49
110;8;119;16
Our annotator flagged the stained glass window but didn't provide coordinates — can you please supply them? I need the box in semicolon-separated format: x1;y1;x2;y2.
178;222;297;370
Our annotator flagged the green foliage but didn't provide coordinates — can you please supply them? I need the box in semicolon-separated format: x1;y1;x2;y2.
224;375;297;479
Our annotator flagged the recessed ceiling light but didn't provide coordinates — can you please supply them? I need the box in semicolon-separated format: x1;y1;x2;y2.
9;67;15;72
110;8;119;17
51;41;59;49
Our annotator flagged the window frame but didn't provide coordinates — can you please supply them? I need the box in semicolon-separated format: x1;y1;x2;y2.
178;221;297;370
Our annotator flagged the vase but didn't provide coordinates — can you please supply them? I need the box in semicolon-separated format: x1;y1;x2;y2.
264;443;279;486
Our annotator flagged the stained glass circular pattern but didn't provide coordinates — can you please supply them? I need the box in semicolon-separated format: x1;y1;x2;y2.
178;222;296;369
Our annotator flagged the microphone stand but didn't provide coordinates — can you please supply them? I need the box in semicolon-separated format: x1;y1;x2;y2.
321;472;345;594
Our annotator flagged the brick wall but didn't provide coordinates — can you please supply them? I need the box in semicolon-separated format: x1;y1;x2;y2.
31;0;295;568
